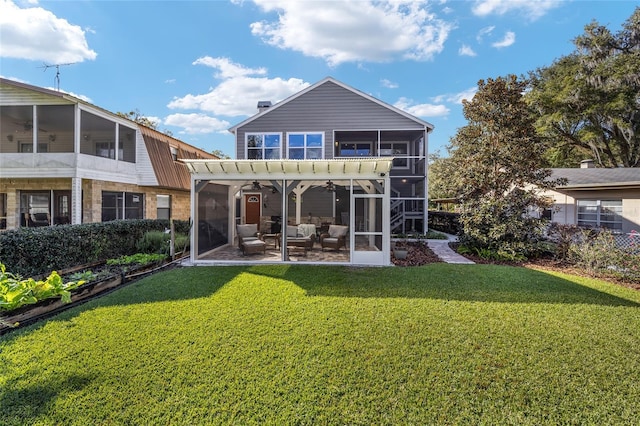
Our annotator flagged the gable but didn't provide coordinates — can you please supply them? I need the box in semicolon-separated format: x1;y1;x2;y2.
231;78;432;134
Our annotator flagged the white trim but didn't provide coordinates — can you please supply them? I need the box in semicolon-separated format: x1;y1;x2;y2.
286;131;324;160
245;132;283;160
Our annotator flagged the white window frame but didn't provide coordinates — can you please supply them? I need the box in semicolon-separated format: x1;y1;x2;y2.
245;132;282;160
577;199;622;230
287;132;324;159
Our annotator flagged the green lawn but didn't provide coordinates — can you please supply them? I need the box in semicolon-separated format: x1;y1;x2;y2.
1;264;640;425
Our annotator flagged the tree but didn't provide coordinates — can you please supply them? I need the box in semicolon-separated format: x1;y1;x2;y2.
528;7;640;167
448;75;563;256
116;109;173;136
211;149;231;159
427;151;457;201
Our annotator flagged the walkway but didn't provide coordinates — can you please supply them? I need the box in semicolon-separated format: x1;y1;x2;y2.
426;233;475;264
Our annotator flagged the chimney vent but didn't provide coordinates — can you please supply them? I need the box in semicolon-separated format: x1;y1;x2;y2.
580;159;595;168
257;101;272;113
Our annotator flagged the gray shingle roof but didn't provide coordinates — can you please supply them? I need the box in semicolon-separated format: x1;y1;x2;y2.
551;168;640;189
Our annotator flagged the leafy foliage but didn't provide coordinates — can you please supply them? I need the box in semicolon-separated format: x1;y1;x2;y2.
0;219;189;277
569;229;640;282
528;7;640;167
447;75;563;257
136;230;190;255
106;253;166;267
0;263;85;312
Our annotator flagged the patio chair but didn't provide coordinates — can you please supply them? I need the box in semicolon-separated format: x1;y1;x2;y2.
236;223;261;249
280;225;316;251
320;225;348;251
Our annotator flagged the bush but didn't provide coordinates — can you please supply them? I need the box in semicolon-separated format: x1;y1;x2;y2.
136;230;190;255
569;229;640;282
0;219;187;277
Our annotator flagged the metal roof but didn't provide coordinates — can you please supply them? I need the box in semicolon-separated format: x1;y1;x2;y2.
181;158;394;180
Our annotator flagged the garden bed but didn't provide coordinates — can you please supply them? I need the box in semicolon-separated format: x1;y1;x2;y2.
1;256;185;334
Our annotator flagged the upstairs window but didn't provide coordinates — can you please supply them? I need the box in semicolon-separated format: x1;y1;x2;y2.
246;133;281;159
380;142;409;168
288;133;323;159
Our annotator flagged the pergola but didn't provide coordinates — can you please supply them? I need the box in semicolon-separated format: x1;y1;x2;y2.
181;158;394;266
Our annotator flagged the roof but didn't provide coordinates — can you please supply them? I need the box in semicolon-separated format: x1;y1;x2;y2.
551;168;640;190
228;76;434;133
181;158;394;180
139;126;217;190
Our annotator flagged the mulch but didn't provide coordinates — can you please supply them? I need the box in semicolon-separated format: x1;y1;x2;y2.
391;241;639;292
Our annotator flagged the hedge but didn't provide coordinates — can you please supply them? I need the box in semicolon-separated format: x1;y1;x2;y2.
0;219;191;277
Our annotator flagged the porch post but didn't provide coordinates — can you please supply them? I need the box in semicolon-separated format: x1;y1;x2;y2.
71;177;82;225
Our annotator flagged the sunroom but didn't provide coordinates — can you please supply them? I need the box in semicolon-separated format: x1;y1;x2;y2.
182;158;394;266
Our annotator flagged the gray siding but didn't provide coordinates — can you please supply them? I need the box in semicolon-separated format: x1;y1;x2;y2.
236;81;426;159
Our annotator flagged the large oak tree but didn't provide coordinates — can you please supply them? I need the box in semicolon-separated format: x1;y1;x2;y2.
528;7;640;167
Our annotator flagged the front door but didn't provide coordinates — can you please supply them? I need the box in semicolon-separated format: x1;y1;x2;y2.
244;194;261;229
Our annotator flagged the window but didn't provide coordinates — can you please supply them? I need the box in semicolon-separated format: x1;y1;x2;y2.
102;191;144;221
246;133;281;159
287;133;323;159
339;142;372;157
157;194;171;220
577;200;622;230
380;142;409;168
19;190;71;227
0;193;6;230
170;146;178;161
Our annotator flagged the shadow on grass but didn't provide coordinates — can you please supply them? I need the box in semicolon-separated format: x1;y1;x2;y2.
0;373;93;425
251;263;640;307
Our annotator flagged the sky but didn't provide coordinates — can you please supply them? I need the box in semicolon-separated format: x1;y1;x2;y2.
0;0;636;158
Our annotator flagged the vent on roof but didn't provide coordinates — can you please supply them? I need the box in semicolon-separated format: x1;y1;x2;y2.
580;159;595;168
257;101;272;113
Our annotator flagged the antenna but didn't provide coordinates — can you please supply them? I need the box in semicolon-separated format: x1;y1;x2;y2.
39;62;76;91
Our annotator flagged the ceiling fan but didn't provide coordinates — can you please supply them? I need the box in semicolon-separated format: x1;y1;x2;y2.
324;180;336;192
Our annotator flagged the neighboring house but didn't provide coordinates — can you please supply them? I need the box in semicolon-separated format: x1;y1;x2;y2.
0;78;217;231
182;77;434;266
543;161;640;234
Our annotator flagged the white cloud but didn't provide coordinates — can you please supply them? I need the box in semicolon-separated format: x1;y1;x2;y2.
248;0;455;66
492;31;515;48
168;58;310;117
0;0;97;63
394;97;449;118
458;44;477;57
432;87;477;104
380;78;399;89
164;113;231;135
193;56;267;79
476;25;495;43
472;0;560;20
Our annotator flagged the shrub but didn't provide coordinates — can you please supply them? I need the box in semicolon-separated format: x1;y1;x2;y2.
569;229;640;282
0;219;179;277
136;230;190;255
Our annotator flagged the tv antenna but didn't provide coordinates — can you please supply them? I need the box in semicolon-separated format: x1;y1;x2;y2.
39;62;76;91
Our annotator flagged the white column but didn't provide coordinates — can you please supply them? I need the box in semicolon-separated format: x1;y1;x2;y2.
71;177;82;224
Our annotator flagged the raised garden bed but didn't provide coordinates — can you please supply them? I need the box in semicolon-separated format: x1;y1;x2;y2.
1;255;185;334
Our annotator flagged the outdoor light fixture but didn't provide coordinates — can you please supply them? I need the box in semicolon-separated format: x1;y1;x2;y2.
252;181;262;190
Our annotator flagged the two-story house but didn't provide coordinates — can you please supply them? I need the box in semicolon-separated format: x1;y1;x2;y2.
181;77;434;266
0;78;216;231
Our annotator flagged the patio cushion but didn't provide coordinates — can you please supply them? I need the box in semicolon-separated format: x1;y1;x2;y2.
237;224;258;238
287;225;302;237
328;225;348;238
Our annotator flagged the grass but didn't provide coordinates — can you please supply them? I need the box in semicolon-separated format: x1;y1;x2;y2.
1;264;640;424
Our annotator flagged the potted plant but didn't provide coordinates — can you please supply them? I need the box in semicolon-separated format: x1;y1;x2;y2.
392;241;408;260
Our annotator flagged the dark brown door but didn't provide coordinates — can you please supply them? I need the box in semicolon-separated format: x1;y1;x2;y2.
244;194;261;229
